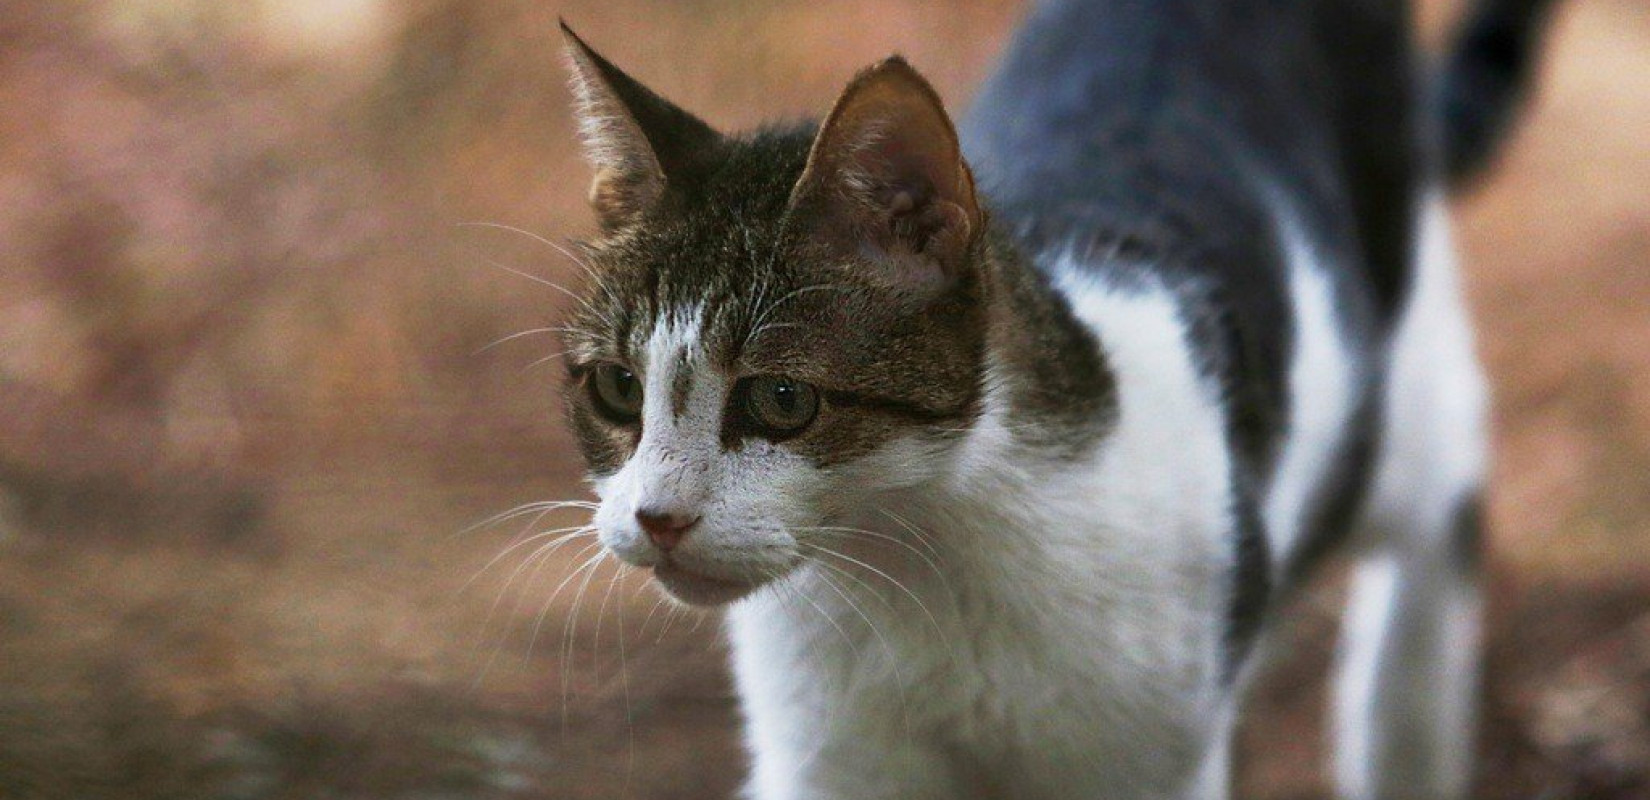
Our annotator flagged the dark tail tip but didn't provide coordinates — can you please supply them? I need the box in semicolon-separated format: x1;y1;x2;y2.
1438;0;1561;187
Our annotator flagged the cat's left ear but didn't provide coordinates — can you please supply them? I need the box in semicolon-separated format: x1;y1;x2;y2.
561;22;723;231
788;57;982;293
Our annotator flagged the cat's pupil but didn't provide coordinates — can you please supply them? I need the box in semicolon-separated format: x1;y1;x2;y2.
772;383;796;412
742;375;819;436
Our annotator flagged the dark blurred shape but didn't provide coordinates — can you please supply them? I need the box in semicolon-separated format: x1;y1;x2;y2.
1440;0;1563;185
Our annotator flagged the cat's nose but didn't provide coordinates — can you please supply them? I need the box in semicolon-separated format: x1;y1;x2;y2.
636;508;699;552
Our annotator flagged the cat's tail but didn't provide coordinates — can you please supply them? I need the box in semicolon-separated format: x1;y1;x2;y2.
1436;0;1563;186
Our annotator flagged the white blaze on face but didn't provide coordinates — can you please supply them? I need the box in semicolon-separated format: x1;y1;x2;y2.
591;305;812;594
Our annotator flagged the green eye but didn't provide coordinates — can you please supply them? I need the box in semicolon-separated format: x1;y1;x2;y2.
744;376;819;437
590;363;642;423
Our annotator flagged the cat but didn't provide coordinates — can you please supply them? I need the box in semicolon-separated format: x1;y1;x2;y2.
547;0;1556;796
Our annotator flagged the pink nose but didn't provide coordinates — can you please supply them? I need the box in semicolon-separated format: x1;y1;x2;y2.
636;508;699;552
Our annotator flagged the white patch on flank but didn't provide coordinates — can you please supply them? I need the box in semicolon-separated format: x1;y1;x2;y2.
1264;201;1362;563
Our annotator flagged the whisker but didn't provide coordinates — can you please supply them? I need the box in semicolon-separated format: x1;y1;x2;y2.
875;510;948;561
524;542;605;644
742;283;860;352
456;220;602;283
471;528;599;652
523;349;573;372
656;602;685;644
804;544;950;647
638;594;668;641
559;550;610;728
805;554;896;613
766;574;841;776
613;567;638;793
592;560;624;676
803;525;948;588
808;567;916;740
469;252;621;332
465;524;596;593
472;538;600;690
454;499;596;539
473;326;579;355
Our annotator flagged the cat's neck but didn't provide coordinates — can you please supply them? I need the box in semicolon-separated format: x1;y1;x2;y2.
970;228;1120;459
856;227;1234;601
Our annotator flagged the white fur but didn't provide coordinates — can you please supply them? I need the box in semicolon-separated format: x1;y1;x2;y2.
593;306;812;586
1265;208;1363;564
1355;194;1489;544
728;270;1236;799
1333;192;1487;800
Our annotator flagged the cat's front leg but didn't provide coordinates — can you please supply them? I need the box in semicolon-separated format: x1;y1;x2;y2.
728;595;967;800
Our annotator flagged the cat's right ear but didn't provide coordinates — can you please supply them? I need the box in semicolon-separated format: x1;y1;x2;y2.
560;22;723;231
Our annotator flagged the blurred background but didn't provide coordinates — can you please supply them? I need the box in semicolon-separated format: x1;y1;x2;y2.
1;1;1646;798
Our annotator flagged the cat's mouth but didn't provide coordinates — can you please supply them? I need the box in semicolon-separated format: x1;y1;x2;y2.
653;562;764;606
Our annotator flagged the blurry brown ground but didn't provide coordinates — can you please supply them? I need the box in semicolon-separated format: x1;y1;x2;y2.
1;1;1647;798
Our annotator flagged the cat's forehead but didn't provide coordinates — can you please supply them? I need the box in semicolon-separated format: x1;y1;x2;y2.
569;133;836;366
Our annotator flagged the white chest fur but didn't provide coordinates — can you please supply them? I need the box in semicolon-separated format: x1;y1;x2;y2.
726;273;1239;800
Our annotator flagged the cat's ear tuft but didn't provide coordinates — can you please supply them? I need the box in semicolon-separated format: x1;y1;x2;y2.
788;57;982;293
560;22;723;231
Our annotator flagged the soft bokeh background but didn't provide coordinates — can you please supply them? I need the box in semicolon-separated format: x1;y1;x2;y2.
1;1;1646;798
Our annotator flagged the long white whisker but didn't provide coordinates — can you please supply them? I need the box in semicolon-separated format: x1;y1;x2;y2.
466;524;595;593
559;550;610;728
539;548;605;665
638;595;668;641
804;525;948;588
456;221;602;283
592;560;624;675
808;567;915;740
523;349;573;372
472;528;598;653
454;499;596;539
472;538;601;689
805;553;896;612
804;543;952;652
876;510;948;561
471;253;620;333
614;566;638;793
656;602;685;644
474;326;578;355
742;283;860;352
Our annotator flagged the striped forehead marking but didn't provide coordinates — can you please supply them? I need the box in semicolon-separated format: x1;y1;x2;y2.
643;303;707;422
670;349;694;419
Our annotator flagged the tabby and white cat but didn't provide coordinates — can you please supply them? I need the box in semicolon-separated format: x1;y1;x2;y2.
545;0;1553;797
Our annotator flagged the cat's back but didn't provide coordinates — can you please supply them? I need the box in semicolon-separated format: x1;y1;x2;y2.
960;0;1425;577
960;0;1418;321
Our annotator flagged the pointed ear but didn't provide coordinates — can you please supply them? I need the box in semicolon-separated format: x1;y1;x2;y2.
788;57;982;292
560;22;723;231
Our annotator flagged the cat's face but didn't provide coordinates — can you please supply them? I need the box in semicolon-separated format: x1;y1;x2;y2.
556;26;985;605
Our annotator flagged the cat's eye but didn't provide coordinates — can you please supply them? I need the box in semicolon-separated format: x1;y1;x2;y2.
742;376;819;437
590;363;643;423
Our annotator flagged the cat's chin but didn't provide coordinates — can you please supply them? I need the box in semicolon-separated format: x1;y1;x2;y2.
653;563;764;606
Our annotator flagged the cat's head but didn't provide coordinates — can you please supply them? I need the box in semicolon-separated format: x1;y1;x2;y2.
556;24;987;606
